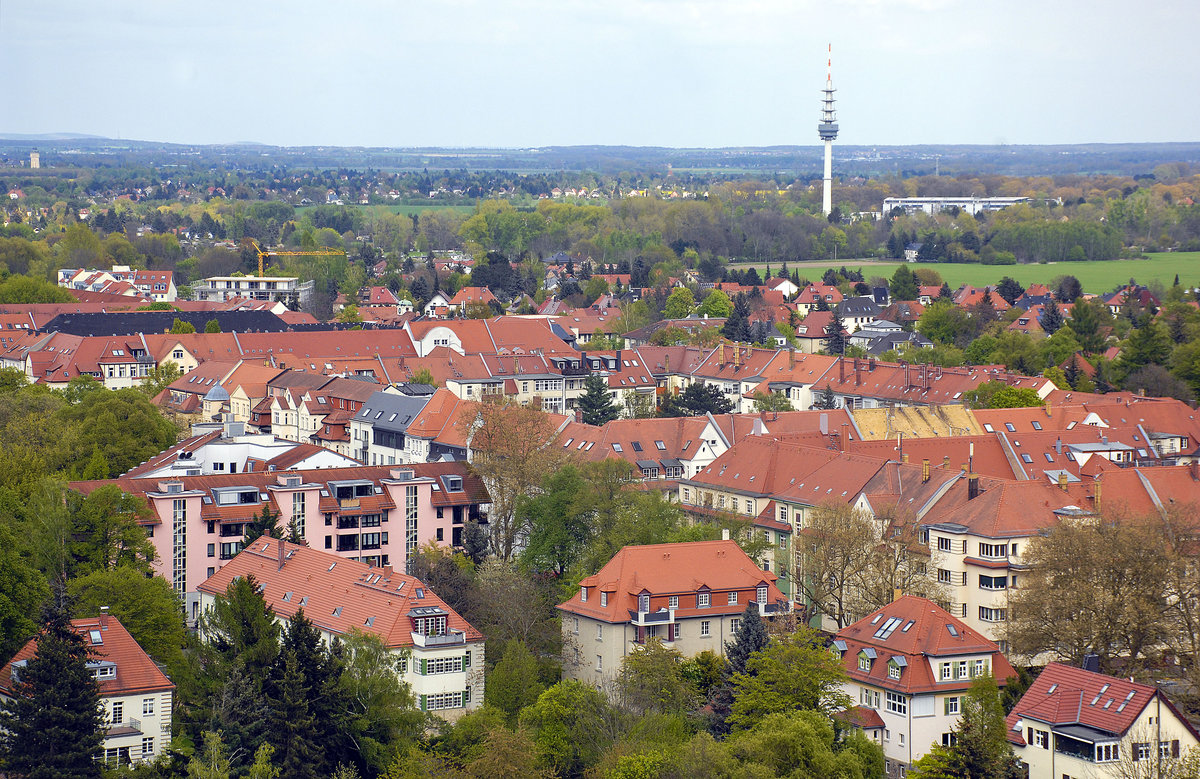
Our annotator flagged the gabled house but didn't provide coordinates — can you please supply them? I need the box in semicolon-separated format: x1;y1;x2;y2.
833;595;1015;778
1006;662;1200;779
0;614;175;768
199;540;484;719
556;540;790;681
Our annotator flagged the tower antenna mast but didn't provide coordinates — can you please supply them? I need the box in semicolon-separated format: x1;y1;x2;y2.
818;44;839;218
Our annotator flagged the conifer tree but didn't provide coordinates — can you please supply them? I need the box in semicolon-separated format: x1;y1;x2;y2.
824;318;847;356
266;653;320;779
815;383;838;410
0;588;104;779
724;603;769;677
1041;299;1064;335
578;373;618;426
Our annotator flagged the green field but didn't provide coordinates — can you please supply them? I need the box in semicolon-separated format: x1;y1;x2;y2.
735;253;1200;292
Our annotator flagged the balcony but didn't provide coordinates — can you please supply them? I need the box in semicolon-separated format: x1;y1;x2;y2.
410;629;467;648
107;717;142;736
631;608;675;626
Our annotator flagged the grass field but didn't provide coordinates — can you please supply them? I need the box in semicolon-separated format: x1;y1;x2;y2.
733;252;1200;292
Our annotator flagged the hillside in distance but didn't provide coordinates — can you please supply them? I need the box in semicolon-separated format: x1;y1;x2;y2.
1;136;1198;177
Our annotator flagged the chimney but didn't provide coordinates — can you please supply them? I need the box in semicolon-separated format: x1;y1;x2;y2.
734;343;740;367
277;537;286;571
839;357;845;383
722;528;731;541
942;455;950;468
892;588;903;603
99;606;109;630
1093;476;1102;513
1058;472;1068;491
718;342;725;365
788;348;795;369
1082;653;1100;673
381;565;394;579
854;358;861;386
665;353;670;373
1055;438;1062;455
967;474;980;500
922;459;930;483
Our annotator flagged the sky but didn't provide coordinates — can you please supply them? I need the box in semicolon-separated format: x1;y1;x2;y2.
2;0;1197;148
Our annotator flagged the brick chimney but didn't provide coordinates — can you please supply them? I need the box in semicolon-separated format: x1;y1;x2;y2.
277;537;286;570
99;606;109;630
967;474;980;500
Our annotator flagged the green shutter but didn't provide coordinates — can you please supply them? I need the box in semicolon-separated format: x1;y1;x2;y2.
419;658;426;675
944;697;951;716
419;694;427;711
464;651;471;668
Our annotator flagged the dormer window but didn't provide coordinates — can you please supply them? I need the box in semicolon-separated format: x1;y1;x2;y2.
888;660;903;680
600;592;609;607
580;587;588;603
858;652;871;672
697;591;710;609
638;594;650;612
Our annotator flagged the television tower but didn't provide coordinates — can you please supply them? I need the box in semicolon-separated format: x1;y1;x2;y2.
818;44;839;217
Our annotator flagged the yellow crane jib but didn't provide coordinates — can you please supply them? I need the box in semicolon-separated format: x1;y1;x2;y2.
249;240;347;277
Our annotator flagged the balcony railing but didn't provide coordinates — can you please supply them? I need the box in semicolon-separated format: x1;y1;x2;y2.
410;629;467;648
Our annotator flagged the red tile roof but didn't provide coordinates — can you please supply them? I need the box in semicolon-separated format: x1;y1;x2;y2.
836;595;1014;695
558;540;786;624
0;616;174;697
198;539;481;648
1005;662;1199;743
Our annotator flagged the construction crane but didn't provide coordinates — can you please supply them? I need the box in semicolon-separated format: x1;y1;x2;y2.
249;240;346;277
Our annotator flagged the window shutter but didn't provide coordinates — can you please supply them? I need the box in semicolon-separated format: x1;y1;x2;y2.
464;651;471;668
1173;740;1181;758
419;694;427;711
945;698;950;716
1133;747;1141;762
1026;728;1033;747
419;658;426;675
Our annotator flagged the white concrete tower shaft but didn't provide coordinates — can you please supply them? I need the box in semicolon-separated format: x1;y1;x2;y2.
817;44;839;217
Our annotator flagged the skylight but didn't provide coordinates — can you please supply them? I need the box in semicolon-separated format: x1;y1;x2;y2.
946;624;959;637
89;630;103;645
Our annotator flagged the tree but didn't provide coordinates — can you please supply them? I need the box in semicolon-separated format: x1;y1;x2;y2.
1054;275;1083;303
726;710;884;779
519;680;618;778
1041;299;1064;335
913;674;1021;779
0;523;48;660
1067;297;1112;354
188;731;232;779
68;566;186;677
485;640;545;720
208;662;270;774
578;372;619;426
617;638;698;716
1125;364;1194;402
519;465;593;577
410;367;437;387
140;360;181;398
697;288;733;318
824;317;847;356
462;727;555;779
246;743;281;779
663;287;696;319
795;502;874;629
461;399;567;561
200;574;280;676
750;390;793;414
813;383;838;410
725;603;769;677
889;264;919;301
1007;514;1170;674
243;504;281;545
962;382;1044;410
995;276;1024;306
660;382;733;417
170;317;197;334
265;652;320;779
728;628;851;731
204;319;222;333
0;588;105;779
338;629;423;772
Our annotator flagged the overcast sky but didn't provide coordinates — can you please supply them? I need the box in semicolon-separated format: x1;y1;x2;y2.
2;0;1196;148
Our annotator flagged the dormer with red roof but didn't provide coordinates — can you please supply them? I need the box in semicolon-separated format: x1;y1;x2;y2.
557;540;790;681
1006;662;1199;779
0;614;175;767
833;595;1015;776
